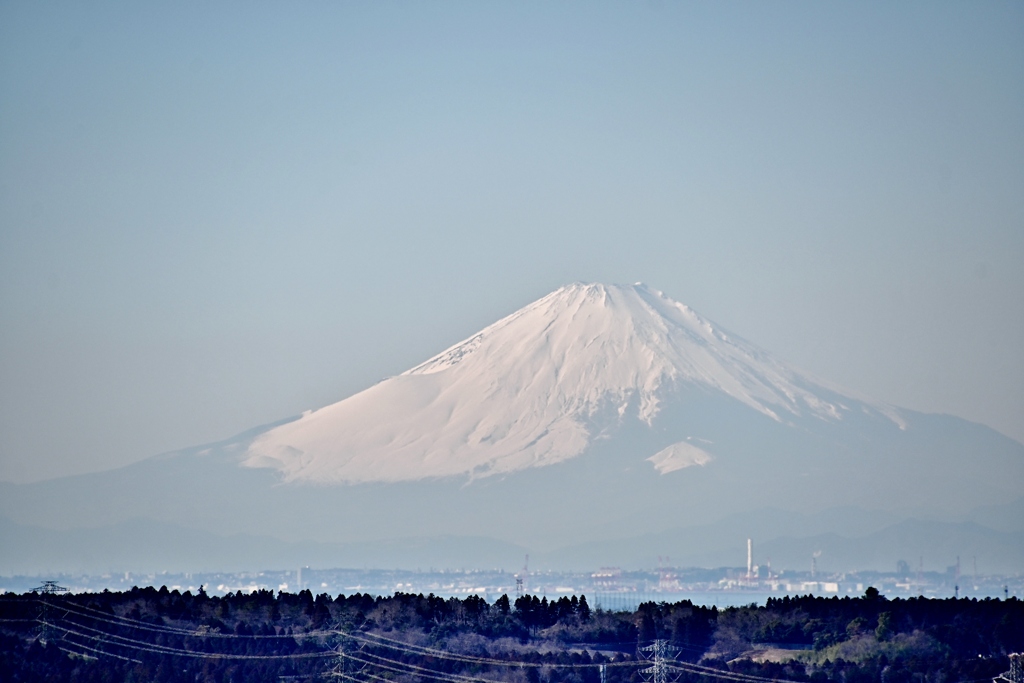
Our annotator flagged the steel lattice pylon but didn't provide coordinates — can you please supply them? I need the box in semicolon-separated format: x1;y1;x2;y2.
994;653;1023;683
31;581;68;644
638;640;681;683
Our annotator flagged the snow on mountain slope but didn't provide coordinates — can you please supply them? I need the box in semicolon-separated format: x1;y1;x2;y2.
244;283;898;484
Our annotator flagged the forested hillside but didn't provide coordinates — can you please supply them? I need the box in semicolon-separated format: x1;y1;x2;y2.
1;587;1020;683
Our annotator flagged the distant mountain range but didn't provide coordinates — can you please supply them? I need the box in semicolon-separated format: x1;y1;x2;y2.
2;283;1021;575
2;502;1022;576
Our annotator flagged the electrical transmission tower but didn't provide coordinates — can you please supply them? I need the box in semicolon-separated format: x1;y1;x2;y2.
31;580;68;644
515;554;528;598
994;653;1023;683
32;581;68;595
329;643;347;680
329;638;367;681
638;639;680;683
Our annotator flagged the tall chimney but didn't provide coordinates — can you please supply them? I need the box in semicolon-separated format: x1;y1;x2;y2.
747;538;752;578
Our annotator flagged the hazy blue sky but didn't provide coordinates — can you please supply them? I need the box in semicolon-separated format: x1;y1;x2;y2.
2;1;1022;483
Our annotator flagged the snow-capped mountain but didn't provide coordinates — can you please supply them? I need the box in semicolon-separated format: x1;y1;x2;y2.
2;282;1022;574
244;282;899;485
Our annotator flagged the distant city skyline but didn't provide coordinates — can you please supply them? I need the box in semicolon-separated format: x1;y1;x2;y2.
2;1;1022;483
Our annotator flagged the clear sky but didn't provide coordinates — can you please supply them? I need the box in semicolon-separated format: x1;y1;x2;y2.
1;1;1022;483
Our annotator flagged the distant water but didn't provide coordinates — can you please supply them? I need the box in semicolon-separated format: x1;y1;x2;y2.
586;588;1010;611
590;591;779;611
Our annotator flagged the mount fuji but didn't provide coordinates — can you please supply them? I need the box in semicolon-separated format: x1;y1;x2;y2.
2;283;1022;574
245;282;886;485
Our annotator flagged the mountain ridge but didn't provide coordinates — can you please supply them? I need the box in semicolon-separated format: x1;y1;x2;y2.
4;501;1022;575
244;282;905;485
2;282;1021;573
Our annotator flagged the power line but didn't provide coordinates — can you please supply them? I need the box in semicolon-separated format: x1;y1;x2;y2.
670;660;807;683
41;620;337;661
352;628;637;669
342;650;506;683
28;595;793;682
59;642;142;664
43;599;324;639
41;597;636;671
330;670;395;683
36;598;609;672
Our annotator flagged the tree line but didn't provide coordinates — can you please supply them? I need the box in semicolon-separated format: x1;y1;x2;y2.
0;586;1020;683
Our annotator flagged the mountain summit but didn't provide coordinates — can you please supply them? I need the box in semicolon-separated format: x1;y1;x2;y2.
245;283;899;484
4;282;1022;574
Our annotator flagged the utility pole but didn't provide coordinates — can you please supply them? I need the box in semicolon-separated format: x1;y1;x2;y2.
31;581;68;644
638;639;680;683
